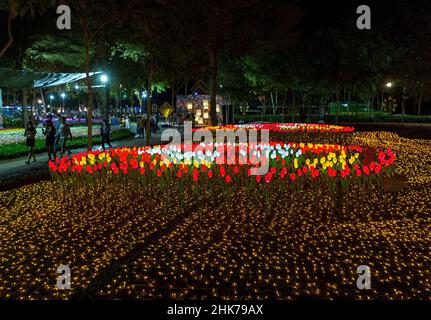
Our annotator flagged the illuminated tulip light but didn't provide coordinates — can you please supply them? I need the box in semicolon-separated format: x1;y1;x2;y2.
48;142;396;191
199;123;355;133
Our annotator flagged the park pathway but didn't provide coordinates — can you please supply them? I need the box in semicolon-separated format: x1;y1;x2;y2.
0;131;164;191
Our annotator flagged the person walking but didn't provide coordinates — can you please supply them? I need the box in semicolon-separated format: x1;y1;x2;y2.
151;114;158;133
24;121;37;164
125;114;130;129
59;117;73;156
139;116;146;138
42;119;56;161
100;119;113;151
53;115;61;155
135;116;141;138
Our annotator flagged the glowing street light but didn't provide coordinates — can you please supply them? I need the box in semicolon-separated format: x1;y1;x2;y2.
100;74;109;84
49;95;54;112
60;93;66;112
100;74;109;118
386;82;393;88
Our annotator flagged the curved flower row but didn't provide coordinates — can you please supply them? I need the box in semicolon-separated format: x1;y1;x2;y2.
49;142;394;187
193;123;355;133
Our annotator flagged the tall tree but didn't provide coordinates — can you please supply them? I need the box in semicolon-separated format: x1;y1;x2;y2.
178;0;302;125
71;0;121;150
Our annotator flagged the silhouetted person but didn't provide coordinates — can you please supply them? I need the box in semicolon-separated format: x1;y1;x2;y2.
43;119;56;161
59;117;73;156
101;119;113;151
24;121;37;164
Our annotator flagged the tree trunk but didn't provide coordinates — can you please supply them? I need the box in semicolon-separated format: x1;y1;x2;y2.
0;88;3;129
39;88;46;114
83;27;94;151
401;85;406;123
22;89;29;128
417;89;423;116
31;90;36;123
302;91;305;112
282;90;288;122
170;71;176;110
261;97;267;122
282;91;288;108
335;91;340;123
134;90;142;113
270;92;275;115
0;14;13;59
171;74;177;111
292;93;296;122
209;48;218;126
103;84;110;120
146;56;155;146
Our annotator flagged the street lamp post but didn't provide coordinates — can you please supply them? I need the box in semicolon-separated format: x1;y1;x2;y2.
381;81;393;112
75;84;81;123
101;74;109;120
49;95;54;115
119;84;123;114
37;99;42;118
61;93;66;114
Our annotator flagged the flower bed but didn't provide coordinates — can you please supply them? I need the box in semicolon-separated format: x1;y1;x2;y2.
0;126;122;145
49;142;395;194
192;123;355;145
0;129;134;160
195;123;355;133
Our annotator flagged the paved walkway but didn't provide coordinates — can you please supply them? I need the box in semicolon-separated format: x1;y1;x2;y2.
0;131;164;191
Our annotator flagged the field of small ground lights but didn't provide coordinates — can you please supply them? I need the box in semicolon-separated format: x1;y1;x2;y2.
0;128;430;300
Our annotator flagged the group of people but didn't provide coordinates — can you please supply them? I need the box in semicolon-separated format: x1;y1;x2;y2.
24;116;115;165
136;115;159;138
24;116;73;164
